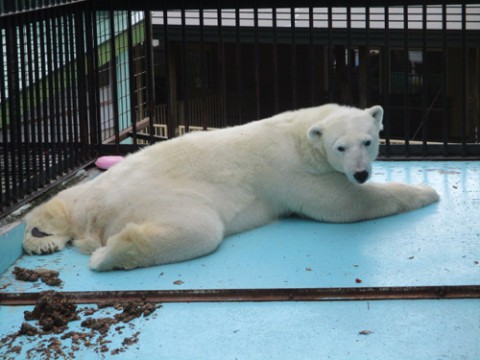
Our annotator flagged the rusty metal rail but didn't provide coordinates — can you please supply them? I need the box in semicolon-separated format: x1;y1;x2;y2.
1;285;480;306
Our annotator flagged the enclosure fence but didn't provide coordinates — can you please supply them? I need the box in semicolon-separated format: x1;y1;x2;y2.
1;0;480;218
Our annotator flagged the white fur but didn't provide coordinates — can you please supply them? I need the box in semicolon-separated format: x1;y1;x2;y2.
23;104;439;271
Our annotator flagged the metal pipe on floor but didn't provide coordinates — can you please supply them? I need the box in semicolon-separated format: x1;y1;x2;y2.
1;285;480;306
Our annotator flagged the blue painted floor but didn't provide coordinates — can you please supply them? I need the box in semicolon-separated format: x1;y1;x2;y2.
1;161;479;359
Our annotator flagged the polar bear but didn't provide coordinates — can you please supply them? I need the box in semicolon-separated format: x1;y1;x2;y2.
23;104;439;271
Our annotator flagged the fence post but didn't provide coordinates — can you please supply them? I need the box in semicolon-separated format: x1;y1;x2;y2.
5;15;21;201
145;10;157;142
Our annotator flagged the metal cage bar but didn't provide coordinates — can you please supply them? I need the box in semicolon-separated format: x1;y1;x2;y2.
0;1;95;217
1;0;480;219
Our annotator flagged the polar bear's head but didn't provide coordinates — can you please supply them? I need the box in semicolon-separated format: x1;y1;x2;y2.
307;105;383;184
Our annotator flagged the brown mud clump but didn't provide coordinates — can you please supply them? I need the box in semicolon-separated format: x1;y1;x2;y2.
13;267;63;287
114;302;158;322
81;317;118;335
24;291;80;333
0;290;162;359
18;322;39;336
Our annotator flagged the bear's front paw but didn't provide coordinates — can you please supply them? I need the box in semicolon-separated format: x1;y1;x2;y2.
412;185;440;207
23;228;70;255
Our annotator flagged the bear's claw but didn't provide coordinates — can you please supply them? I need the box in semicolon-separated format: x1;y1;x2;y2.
26;242;59;255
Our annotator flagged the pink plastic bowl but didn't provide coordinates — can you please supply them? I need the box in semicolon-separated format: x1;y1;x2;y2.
95;155;124;170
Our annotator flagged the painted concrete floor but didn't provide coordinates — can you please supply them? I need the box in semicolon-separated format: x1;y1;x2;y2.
0;161;479;359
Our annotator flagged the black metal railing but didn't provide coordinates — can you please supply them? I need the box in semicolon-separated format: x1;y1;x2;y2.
1;0;480;218
95;0;480;157
0;0;96;218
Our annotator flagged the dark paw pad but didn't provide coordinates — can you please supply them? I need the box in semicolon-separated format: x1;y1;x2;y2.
31;227;52;238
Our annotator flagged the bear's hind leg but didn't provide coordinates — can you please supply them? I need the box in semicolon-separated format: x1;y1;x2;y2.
89;216;224;271
23;198;73;255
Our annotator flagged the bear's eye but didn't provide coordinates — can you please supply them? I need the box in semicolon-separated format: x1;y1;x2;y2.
364;140;371;147
337;146;346;152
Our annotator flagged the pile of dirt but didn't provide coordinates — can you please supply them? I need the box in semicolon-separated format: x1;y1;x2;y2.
24;291;79;333
0;291;162;359
100;301;158;323
13;267;63;287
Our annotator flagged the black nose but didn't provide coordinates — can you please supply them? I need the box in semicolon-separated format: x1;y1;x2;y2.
353;171;369;184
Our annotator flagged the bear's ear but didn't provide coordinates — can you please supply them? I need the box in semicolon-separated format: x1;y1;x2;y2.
307;125;323;143
365;105;384;131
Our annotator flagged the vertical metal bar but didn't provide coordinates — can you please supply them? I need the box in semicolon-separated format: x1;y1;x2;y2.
254;3;261;119
461;2;467;154
70;7;78;159
69;9;79;166
46;15;57;176
382;5;391;154
56;9;70;167
57;9;68;173
15;20;25;197
441;0;448;154
96;12;106;142
327;3;335;102
66;10;78;166
404;2;410;156
217;4;227;126
98;11;107;145
40;14;51;176
346;1;352;104
116;12;124;138
120;10;132;136
309;5;314;106
290;5;297;109
26;15;39;191
127;9;138;145
57;9;68;165
182;4;189;132
365;3;371;107
147;9;158;139
200;4;207;129
20;17;32;195
6;16;20;200
86;4;100;150
109;8;120;151
32;15;46;186
51;12;63;173
272;4;279;113
421;1;428;155
235;3;242;123
123;12;131;138
100;12;109;141
0;25;10;205
61;9;70;163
